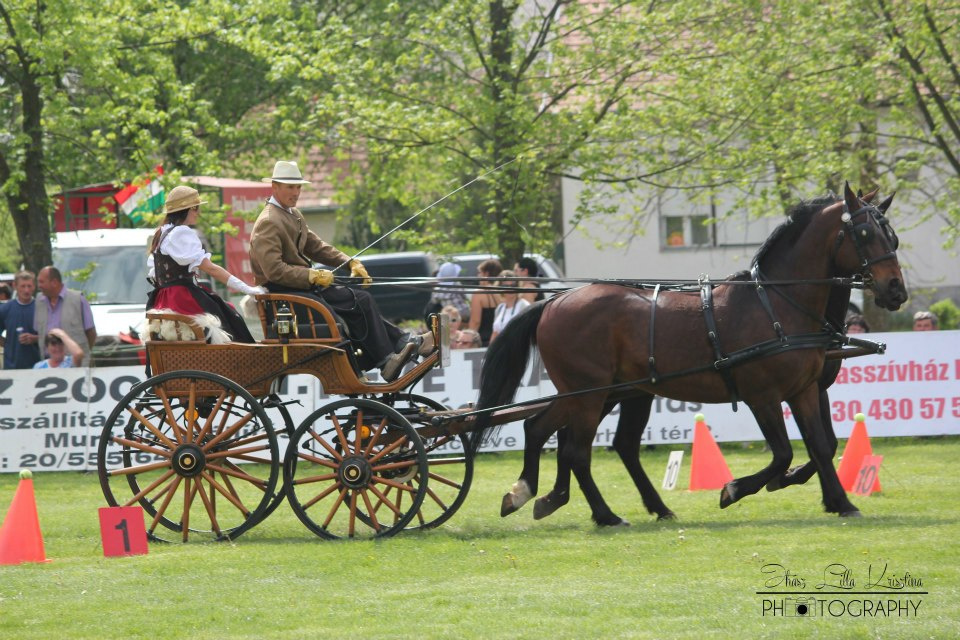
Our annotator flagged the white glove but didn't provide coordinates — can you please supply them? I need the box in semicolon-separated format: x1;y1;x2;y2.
227;275;266;296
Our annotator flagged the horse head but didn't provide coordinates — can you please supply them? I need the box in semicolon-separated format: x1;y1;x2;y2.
835;182;907;311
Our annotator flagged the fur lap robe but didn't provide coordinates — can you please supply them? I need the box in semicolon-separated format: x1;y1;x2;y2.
146;309;233;344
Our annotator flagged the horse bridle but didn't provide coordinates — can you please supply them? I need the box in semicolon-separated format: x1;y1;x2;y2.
835;202;900;283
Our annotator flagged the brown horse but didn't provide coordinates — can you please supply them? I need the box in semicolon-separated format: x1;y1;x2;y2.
534;190;895;522
474;183;906;525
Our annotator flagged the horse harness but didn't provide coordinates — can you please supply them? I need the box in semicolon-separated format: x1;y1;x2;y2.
645;201;894;411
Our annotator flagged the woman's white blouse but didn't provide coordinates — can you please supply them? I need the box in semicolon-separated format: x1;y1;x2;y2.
146;224;211;278
491;298;530;334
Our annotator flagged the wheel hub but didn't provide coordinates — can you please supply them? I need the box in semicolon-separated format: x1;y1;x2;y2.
172;443;206;477
338;455;372;490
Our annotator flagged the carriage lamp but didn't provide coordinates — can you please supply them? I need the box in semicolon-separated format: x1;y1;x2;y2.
276;303;293;345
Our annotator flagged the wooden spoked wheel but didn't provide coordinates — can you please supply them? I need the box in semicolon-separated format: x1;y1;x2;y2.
388;394;473;530
97;371;280;543
284;398;428;540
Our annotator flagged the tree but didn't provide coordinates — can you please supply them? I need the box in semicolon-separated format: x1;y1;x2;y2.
246;1;662;267
0;0;286;272
263;0;959;268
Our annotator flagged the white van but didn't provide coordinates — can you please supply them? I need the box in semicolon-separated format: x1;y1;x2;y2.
52;229;156;341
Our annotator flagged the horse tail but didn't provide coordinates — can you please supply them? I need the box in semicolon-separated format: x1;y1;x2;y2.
470;300;547;451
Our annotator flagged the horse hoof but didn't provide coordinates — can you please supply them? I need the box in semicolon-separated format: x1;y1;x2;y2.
719;482;738;509
596;515;629;527
532;498;555;520
657;511;677;521
764;476;784;492
839;510;863;518
500;493;520;517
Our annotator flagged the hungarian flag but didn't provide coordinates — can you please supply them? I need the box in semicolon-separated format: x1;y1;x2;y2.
114;165;165;223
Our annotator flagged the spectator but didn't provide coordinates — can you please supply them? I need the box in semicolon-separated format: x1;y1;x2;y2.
34;266;97;363
0;270;42;369
844;314;870;334
489;270;530;343
424;262;470;324
249;160;432;382
0;283;11;301
912;310;938;331
514;257;544;304
467;258;502;347
442;304;481;349
147;185;263;343
33;328;84;369
453;328;482;349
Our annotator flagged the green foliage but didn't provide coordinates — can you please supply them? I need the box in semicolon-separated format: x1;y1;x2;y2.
2;0;959;278
930;297;960;330
1;439;958;638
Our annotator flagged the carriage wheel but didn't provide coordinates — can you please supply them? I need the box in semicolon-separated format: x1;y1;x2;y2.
97;371;280;543
388;394;474;530
284;398;428;540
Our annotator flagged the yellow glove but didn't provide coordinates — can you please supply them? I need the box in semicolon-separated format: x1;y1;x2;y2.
350;260;372;288
308;268;334;288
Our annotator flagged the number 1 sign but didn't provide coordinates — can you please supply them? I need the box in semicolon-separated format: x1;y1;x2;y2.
98;506;148;557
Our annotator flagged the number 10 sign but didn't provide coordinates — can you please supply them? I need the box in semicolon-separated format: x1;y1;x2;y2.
98;506;148;557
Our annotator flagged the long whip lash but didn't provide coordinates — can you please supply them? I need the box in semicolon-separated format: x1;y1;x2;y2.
334;157;517;272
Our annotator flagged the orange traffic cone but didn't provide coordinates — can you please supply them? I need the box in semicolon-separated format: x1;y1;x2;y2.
836;413;881;492
0;472;48;565
689;414;734;490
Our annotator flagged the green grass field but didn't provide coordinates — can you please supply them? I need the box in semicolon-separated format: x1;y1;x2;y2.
1;438;958;639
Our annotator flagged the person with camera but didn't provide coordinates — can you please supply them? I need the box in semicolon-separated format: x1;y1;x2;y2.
249;161;433;381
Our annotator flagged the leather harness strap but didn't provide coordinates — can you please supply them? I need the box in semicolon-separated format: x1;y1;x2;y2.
751;264;787;343
648;284;661;384
699;277;741;411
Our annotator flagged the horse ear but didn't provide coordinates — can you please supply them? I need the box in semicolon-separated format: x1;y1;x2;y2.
861;187;880;203
843;181;858;213
878;192;895;213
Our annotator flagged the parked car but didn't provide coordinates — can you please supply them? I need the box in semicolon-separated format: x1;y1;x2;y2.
52;229;157;365
357;251;438;323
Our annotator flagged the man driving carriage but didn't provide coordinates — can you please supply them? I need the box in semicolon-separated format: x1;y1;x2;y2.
249;160;434;382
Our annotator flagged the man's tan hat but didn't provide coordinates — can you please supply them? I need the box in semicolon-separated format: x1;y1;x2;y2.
263;161;311;184
163;185;207;214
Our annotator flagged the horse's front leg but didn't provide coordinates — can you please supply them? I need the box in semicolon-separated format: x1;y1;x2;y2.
720;402;793;508
767;387;838;491
788;387;860;516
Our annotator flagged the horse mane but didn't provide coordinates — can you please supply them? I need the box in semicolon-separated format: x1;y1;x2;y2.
750;193;839;268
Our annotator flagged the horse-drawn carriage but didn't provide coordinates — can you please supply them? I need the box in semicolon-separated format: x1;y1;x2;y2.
96;184;907;542
96;293;547;542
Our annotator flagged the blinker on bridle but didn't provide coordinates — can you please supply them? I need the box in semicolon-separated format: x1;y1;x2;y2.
834;203;898;283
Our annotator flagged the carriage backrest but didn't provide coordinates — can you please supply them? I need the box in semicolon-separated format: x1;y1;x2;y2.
255;294;346;343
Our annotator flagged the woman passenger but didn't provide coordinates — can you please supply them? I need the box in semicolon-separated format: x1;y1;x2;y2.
147;185;263;342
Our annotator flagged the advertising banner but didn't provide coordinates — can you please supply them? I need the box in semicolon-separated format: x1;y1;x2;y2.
1;331;957;473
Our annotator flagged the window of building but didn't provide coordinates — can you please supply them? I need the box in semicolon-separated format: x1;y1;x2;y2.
662;214;711;248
